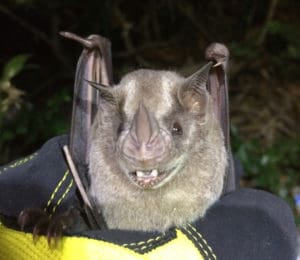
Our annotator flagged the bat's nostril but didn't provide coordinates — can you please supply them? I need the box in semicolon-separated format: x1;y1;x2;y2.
122;131;167;169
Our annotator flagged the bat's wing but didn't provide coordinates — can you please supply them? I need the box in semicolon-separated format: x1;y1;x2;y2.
205;43;235;193
60;32;113;228
61;32;113;181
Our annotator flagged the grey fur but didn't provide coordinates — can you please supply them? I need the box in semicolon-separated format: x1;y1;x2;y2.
88;68;227;231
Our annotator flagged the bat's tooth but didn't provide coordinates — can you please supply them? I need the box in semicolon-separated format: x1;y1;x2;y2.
151;169;158;177
137;171;144;177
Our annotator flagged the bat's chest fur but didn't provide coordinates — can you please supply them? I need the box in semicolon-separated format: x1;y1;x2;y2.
99;184;220;231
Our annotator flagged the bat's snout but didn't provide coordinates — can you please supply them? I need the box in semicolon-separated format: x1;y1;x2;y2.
122;132;167;168
121;103;171;169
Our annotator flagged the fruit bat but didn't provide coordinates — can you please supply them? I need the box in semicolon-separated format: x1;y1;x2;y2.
18;32;235;237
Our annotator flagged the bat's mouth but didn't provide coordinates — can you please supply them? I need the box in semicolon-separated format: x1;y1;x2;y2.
128;168;174;189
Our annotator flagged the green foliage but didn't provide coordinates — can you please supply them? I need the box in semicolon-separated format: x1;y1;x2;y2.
1;54;30;81
232;125;300;224
0;54;29;116
267;20;300;60
233;128;300;193
0;54;28;163
0;54;71;164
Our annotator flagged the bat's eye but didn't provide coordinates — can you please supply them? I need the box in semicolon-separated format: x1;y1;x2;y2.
172;122;183;135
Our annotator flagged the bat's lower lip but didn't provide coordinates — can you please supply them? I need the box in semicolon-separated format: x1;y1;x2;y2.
128;169;173;189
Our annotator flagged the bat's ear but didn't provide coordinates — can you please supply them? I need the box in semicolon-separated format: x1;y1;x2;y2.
178;62;213;122
184;62;213;91
85;80;116;103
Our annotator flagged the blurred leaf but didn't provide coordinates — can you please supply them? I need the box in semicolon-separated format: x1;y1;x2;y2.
261;155;269;166
267;20;286;34
287;45;300;59
1;130;14;142
2;54;30;81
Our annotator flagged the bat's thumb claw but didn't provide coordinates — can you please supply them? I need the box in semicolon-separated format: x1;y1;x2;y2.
59;31;94;49
205;43;229;67
59;31;68;37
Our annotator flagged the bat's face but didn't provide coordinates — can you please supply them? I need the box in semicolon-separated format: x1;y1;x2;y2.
117;69;211;190
92;68;210;190
88;64;227;231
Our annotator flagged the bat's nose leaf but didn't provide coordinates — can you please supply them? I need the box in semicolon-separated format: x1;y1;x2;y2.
124;103;167;166
131;103;159;146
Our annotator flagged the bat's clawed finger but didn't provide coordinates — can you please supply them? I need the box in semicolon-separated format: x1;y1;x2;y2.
46;208;77;247
47;218;63;248
205;42;229;69
18;207;77;248
18;208;48;231
59;31;93;49
60;31;101;50
32;217;50;243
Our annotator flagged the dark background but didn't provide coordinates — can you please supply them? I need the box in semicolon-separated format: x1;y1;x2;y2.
0;0;299;226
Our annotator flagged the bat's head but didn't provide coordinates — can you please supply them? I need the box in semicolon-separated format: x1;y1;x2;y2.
88;62;227;230
90;63;214;189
